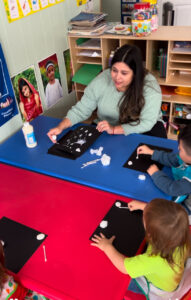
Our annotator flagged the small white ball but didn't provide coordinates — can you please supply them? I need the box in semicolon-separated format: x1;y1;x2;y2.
128;161;133;165
52;135;57;141
101;154;111;166
138;174;146;181
115;201;121;207
36;233;45;240
100;220;108;228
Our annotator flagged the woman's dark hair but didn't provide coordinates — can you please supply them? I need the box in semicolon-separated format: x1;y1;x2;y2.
111;44;146;125
178;124;191;156
18;78;32;96
144;198;191;283
0;242;6;292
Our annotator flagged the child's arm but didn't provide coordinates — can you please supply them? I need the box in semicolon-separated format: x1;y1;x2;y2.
19;102;27;121
34;93;40;107
137;145;154;156
152;150;179;167
128;200;147;211
151;171;191;196
91;233;128;274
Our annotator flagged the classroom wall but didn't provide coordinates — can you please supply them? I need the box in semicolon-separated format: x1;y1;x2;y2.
0;0;100;143
101;0;190;25
101;0;121;22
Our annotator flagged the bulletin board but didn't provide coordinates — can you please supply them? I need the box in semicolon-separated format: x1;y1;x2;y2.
3;0;65;23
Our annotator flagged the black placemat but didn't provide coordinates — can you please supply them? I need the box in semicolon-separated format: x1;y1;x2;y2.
0;217;47;273
48;125;101;160
90;200;145;257
123;143;173;173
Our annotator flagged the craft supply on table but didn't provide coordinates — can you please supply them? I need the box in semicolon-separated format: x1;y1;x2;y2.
22;122;37;148
138;174;146;180
90;146;103;156
81;153;111;168
48;125;101;160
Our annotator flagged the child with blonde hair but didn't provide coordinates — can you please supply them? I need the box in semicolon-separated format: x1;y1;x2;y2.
91;198;191;299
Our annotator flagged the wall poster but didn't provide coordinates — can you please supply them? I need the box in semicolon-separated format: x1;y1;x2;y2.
3;0;65;23
0;44;18;127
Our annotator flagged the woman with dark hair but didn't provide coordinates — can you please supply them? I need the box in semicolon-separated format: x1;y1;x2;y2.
48;44;166;142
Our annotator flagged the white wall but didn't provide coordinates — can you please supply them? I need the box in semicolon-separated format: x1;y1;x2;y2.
101;0;191;25
159;0;191;25
0;0;100;143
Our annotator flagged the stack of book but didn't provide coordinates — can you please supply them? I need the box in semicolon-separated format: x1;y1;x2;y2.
68;12;108;36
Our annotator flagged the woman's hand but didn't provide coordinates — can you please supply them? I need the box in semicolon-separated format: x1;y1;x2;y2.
47;127;63;143
96;120;114;134
147;164;159;176
47;118;72;143
137;145;154;156
128;200;146;211
91;233;115;252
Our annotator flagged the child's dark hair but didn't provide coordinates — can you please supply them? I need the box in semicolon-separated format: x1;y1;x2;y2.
111;44;146;125
178;124;191;156
45;60;55;71
18;78;32;96
0;242;6;292
144;198;191;274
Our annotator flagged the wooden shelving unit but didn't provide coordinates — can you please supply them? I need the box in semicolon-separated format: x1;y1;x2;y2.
68;26;191;139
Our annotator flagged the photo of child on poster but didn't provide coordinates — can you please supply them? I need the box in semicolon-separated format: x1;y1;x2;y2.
12;66;43;122
0;44;18;127
38;54;63;109
63;49;74;94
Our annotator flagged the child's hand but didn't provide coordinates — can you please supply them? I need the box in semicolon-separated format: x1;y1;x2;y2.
91;233;115;252
137;145;154;156
128;200;146;211
147;164;159;175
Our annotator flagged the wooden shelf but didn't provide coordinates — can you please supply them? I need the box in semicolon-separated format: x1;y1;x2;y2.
170;54;191;63
168;132;178;140
167;72;191;87
76;57;102;64
169;62;191;71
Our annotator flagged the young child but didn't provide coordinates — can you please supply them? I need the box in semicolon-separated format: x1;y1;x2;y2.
91;198;191;299
137;124;191;219
45;60;63;109
0;242;49;300
19;78;43;122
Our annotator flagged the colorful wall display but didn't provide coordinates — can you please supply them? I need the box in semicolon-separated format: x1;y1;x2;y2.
76;0;87;6
3;0;65;23
0;44;18;127
63;49;74;94
38;53;63;109
11;66;43;122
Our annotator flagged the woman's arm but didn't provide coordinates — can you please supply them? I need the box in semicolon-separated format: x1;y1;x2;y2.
47;117;72;142
96;121;125;135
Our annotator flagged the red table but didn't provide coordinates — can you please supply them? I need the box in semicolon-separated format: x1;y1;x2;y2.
0;163;142;300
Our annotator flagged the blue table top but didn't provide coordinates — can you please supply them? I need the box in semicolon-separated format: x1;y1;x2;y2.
0;115;178;202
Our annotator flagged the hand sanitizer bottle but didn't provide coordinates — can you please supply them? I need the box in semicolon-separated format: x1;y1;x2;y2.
22;122;37;148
